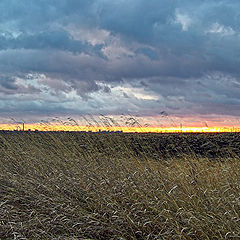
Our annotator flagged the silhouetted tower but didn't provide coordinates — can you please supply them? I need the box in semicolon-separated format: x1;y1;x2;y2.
22;122;24;131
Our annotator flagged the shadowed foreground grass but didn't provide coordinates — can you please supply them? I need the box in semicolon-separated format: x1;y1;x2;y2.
0;132;239;239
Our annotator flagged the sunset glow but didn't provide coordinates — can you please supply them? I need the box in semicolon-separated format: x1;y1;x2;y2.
1;124;240;133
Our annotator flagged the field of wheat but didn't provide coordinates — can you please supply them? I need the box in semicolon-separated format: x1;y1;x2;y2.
0;131;239;239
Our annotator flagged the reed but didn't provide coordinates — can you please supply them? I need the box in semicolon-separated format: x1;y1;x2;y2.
0;131;239;239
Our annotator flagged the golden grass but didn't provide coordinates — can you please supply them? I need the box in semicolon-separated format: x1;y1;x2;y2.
0;132;239;239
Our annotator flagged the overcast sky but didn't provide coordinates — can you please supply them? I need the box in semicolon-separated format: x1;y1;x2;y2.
0;0;240;125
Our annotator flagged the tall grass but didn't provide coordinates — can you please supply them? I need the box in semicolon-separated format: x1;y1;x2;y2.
0;132;239;239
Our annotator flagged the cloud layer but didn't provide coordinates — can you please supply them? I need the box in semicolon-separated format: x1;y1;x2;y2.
0;0;240;122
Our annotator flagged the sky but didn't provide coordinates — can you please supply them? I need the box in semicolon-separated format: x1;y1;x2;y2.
0;0;240;127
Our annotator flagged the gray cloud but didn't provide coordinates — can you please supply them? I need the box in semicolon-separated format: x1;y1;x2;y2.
0;0;239;120
0;30;103;55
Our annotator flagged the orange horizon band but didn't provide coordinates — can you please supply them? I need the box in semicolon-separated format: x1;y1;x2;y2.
0;124;240;133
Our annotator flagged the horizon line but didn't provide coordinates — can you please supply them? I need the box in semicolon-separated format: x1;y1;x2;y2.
0;124;240;133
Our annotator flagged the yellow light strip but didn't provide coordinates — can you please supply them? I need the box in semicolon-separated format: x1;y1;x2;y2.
1;124;240;133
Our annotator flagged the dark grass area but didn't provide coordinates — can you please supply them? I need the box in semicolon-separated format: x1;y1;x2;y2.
1;131;239;159
0;132;239;239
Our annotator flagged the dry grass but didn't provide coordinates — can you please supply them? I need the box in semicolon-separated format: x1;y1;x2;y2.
0;132;239;239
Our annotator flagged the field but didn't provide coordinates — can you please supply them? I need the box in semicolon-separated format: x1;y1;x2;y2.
0;131;239;239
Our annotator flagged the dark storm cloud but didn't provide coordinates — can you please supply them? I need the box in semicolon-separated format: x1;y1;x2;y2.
0;76;18;90
0;0;239;118
0;30;103;55
97;0;240;77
